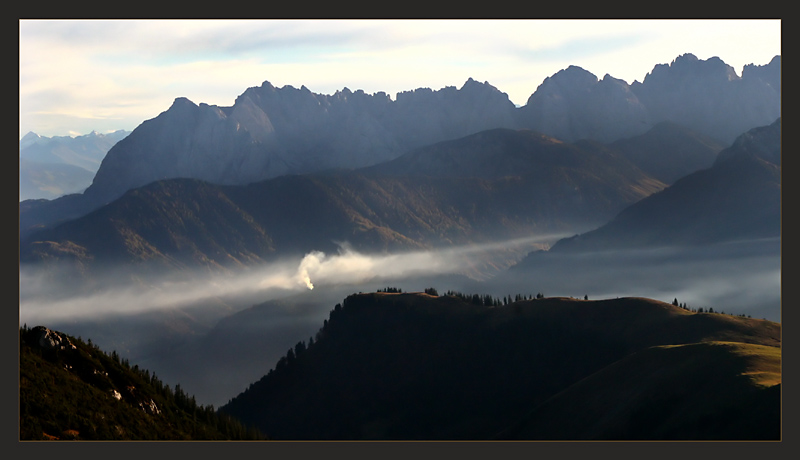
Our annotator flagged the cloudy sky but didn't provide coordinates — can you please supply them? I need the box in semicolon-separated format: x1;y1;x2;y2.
19;19;780;139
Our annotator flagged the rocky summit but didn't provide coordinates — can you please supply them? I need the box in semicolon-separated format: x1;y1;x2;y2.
78;54;778;207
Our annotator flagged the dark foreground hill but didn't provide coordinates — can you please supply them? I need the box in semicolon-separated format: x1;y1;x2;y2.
219;292;780;440
499;341;780;440
19;326;265;440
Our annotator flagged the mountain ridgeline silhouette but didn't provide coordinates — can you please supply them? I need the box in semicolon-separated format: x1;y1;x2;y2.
18;53;782;440
546;117;780;253
20;128;676;276
19;130;130;201
19;325;265;440
219;292;780;440
71;53;778;208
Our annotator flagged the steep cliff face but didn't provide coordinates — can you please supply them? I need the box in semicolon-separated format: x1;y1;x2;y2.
85;97;269;205
742;55;781;94
84;79;519;206
79;54;780;207
630;53;781;145
519;66;652;143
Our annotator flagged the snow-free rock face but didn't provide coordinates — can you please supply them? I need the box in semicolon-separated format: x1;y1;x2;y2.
520;66;652;143
84;79;520;205
30;326;77;351
630;53;781;145
743;55;781;94
80;54;780;206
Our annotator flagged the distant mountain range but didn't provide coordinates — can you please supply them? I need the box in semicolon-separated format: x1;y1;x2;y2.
19;54;778;240
21;112;779;281
70;53;778;208
19;130;129;201
219;292;780;440
20;128;674;276
18;53;782;442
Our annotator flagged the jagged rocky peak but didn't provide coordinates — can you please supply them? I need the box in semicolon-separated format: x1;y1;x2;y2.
460;77;501;93
743;55;781;91
29;326;77;351
640;53;740;86
600;73;629;86
520;65;651;142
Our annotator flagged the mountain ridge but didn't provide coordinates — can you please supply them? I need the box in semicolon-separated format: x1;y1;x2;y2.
19;129;130;201
70;53;779;207
19;128;670;278
545;117;780;253
19;325;266;440
218;292;780;440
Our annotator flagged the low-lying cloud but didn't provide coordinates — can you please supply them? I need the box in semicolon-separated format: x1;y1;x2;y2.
19;234;781;328
19;234;563;326
18;235;781;408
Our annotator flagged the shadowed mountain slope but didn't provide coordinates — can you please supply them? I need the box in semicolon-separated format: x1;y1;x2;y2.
499;341;781;440
20;54;778;233
607;121;726;184
19;326;265;440
630;53;780;145
82;79;520;206
20;159;96;201
219;292;780;440
20;129;666;277
548;118;780;253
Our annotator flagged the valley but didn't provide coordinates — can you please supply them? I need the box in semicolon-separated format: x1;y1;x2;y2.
18;50;781;441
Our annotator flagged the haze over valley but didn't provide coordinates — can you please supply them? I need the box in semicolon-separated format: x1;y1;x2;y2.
18;35;781;440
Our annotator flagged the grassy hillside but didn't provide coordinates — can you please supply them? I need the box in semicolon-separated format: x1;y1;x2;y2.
219;292;780;440
501;341;780;440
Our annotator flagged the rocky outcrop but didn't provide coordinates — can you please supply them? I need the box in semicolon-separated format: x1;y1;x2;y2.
714;117;781;166
69;54;781;209
519;66;652;143
630;53;781;145
30;326;77;351
743;55;781;96
84;79;519;206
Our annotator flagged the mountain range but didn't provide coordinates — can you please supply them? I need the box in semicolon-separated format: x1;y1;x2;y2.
20;126;690;278
18;52;782;441
19;130;129;201
18;54;774;211
20;113;777;284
